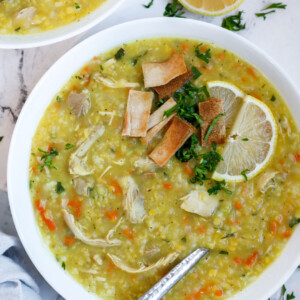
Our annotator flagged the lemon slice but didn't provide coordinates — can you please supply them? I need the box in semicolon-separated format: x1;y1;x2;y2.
207;81;245;133
212;95;278;183
179;0;244;16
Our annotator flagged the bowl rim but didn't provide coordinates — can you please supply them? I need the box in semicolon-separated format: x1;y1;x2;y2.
0;0;125;49
7;17;300;300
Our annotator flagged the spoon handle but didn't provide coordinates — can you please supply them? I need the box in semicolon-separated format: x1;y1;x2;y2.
138;248;209;300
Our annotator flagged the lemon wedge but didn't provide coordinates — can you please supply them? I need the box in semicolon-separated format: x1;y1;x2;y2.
212;95;278;182
207;80;245;133
179;0;244;16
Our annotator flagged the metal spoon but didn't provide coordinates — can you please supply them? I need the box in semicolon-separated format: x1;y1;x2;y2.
138;248;209;300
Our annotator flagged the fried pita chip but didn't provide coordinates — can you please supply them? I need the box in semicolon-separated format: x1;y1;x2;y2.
149;116;195;166
198;97;226;146
122;90;153;137
142;54;187;88
153;70;193;99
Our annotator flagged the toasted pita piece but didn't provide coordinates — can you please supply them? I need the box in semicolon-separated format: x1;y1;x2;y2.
142;54;187;88
149;116;195;166
122;90;153;137
198;97;226;146
141;113;176;145
153;70;193;99
148;98;177;130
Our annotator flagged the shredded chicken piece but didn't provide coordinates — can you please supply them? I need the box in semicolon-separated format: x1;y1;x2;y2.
119;176;146;223
257;170;284;193
98;76;139;88
72;178;92;196
134;157;157;172
67;90;91;117
69;125;105;176
14;7;37;28
180;190;219;217
61;199;121;247
108;252;178;273
99;166;112;179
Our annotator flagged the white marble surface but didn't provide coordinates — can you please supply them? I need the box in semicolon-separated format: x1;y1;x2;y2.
0;0;300;299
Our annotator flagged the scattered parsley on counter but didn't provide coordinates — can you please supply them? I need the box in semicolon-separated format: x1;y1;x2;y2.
115;48;125;60
164;0;185;18
222;11;246;31
56;182;65;194
0;136;3;142
195;44;211;63
255;2;287;20
143;0;154;8
38;147;58;169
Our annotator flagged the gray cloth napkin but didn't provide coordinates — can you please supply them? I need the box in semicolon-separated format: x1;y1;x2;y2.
0;190;61;300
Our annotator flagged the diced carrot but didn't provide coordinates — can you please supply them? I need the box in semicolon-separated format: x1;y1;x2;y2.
200;45;208;52
65;236;75;247
47;144;55;151
282;231;291;238
170;48;176;55
234;219;240;225
241;77;247;83
84;78;92;87
93;56;98;61
187;284;214;300
42;215;56;231
269;221;278;236
84;66;89;73
183;215;189;225
198;226;206;234
182;44;189;51
115;151;122;159
107;261;115;274
31;166;37;174
234;257;244;264
246;251;258;266
294;154;300;162
68;200;82;217
217;53;225;60
251;92;262;100
110;179;123;195
35;199;45;213
215;289;223;297
235;202;242;210
163;182;172;189
105;210;118;221
72;85;78;91
123;228;134;240
247;68;257;79
184;163;194;176
36;200;56;230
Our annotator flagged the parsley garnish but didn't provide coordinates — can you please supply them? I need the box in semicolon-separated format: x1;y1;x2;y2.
100;65;104;71
74;2;80;9
208;180;232;195
56;96;62;102
222;233;235;239
287;292;296;300
65;143;75;150
191;66;201;80
164;0;185;18
255;2;286;20
0;136;3;142
241;169;250;181
15;27;21;32
114;48;125;60
289;217;300;228
181;236;187;242
56;182;65;194
222;11;246;31
164;81;209;127
38;147;58;170
219;250;229;255
62;262;66;269
131;51;148;66
242;138;249;141
271;95;276;102
190;144;223;185
176;134;198;162
143;0;154;8
195;44;211;63
204;113;225;142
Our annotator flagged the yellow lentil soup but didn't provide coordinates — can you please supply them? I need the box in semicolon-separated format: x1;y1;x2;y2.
0;0;106;34
29;38;300;299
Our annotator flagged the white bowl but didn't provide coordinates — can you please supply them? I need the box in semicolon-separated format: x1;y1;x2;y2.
7;18;300;300
0;0;125;49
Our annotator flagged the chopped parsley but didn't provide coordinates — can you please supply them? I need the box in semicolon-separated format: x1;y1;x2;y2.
56;96;62;102
191;66;201;80
164;81;209;127
181;236;187;243
208;180;232;195
195;44;211;63
38;147;58;170
190;144;223;185
242;138;249;141
100;65;104;71
74;2;80;9
289;217;300;228
0;136;3;142
114;48;125;60
219;250;229;255
222;11;246;31
163;0;185;18
271;95;276;102
131;51;148;66
222;233;235;239
65;143;75;150
143;0;154;8
15;27;21;32
241;169;250;181
176;134;198;162
204;113;225;142
56;182;65;194
287;292;296;300
255;2;286;20
62;262;66;270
